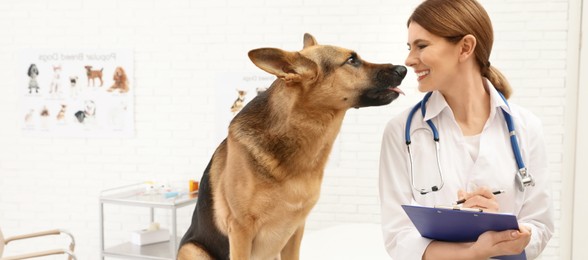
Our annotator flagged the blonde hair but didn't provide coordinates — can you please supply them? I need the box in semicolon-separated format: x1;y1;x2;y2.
407;0;512;98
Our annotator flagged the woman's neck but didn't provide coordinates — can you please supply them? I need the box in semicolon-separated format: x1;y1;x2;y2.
441;75;490;136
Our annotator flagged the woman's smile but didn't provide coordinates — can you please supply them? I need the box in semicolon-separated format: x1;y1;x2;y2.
415;69;430;81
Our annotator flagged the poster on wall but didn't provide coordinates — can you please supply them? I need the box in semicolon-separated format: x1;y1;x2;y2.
214;72;275;145
20;50;134;138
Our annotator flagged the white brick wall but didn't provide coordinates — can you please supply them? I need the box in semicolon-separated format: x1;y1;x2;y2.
0;0;571;259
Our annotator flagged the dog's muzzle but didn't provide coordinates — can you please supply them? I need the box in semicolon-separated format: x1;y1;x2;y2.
356;65;407;108
377;65;407;87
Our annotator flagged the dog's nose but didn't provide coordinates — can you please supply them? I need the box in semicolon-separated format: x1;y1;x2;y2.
394;65;407;79
377;65;408;85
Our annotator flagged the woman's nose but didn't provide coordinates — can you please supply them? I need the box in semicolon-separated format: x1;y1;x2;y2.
405;51;417;67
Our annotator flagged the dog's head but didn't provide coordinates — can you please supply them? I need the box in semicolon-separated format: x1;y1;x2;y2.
248;33;406;110
28;64;39;77
236;89;247;98
84;100;96;116
113;67;127;82
70;76;78;86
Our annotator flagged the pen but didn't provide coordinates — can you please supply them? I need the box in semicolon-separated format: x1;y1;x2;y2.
455;190;505;205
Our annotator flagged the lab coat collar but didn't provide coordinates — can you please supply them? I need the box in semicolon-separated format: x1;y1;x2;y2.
486;79;512;115
422;91;447;122
422;78;512;122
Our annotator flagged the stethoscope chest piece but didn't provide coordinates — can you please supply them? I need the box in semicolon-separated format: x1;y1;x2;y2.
515;168;535;191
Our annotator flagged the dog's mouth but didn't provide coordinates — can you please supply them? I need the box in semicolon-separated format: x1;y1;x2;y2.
388;86;405;96
356;65;407;108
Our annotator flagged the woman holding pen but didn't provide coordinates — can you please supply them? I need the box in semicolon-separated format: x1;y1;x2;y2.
378;0;554;259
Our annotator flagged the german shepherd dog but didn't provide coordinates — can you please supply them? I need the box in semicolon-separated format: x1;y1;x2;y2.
178;33;406;260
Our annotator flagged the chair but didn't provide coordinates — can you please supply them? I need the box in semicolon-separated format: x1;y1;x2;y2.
0;227;76;260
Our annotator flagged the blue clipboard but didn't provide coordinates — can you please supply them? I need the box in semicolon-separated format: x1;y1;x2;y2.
401;204;526;260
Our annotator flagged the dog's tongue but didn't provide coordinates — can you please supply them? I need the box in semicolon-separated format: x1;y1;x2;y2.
388;87;405;95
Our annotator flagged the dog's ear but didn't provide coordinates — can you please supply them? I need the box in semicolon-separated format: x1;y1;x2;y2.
28;64;36;76
248;48;318;84
303;33;318;48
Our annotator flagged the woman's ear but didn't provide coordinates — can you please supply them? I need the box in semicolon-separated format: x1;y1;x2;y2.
459;34;477;62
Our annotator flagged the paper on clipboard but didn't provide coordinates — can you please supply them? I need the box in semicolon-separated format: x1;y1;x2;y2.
401;204;526;260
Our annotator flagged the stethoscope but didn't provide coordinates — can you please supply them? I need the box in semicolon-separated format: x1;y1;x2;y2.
405;91;535;195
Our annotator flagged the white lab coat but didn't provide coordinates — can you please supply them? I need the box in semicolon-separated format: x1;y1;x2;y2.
378;85;554;259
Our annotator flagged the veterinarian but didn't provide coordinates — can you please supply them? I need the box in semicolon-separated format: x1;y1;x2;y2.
378;0;554;259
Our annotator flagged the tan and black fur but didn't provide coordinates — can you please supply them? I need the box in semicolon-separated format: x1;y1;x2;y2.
179;33;406;260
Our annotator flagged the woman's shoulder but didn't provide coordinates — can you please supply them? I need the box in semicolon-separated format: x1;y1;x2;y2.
506;102;543;133
384;105;414;132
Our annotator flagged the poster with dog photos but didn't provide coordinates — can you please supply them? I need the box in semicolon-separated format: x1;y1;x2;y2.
20;50;134;138
214;72;274;145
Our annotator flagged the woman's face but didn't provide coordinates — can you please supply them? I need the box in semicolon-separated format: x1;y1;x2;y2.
405;22;461;93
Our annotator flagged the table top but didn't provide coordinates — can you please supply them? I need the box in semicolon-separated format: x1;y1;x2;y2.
100;182;198;208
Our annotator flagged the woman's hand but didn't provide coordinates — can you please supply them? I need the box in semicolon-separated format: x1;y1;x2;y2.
469;225;532;259
423;225;532;260
457;187;500;212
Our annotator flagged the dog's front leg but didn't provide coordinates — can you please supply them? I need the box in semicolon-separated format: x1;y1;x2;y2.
280;224;305;260
228;218;254;260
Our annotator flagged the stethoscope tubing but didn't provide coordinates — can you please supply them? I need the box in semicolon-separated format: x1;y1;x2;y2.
405;91;534;194
497;94;526;170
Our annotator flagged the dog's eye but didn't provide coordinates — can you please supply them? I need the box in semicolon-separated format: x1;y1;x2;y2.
346;56;360;66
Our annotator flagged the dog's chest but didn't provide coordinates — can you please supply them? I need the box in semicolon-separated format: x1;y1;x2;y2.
274;177;321;214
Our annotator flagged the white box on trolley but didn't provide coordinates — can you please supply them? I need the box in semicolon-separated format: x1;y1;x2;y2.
130;226;170;246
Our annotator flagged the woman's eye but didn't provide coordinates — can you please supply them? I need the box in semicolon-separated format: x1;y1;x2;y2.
417;44;428;49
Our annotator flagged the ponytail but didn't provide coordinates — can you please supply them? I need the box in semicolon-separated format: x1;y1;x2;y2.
484;65;512;99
